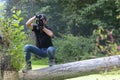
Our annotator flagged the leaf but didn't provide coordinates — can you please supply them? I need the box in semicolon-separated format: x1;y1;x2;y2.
17;10;21;16
116;15;120;19
13;14;18;19
13;23;19;27
18;17;23;22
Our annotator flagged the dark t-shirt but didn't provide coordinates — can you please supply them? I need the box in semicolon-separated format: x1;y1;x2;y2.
32;25;53;48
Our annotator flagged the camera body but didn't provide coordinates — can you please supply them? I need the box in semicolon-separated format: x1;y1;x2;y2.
36;15;44;29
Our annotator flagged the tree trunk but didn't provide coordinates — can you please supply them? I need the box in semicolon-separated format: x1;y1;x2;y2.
0;55;3;80
0;71;2;80
19;55;120;80
0;55;19;80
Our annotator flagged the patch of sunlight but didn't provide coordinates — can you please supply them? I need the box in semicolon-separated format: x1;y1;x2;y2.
66;74;120;80
32;65;48;70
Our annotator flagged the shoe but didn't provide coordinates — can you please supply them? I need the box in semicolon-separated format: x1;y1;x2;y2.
22;64;32;73
49;59;55;67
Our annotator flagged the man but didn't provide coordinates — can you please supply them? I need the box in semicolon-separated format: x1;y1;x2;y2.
22;14;56;72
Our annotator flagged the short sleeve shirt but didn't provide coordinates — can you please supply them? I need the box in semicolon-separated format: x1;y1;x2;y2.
32;25;53;48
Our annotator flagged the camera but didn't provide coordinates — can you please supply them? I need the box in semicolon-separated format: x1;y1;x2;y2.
36;15;44;27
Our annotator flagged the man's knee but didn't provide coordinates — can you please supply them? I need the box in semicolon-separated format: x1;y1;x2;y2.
47;46;55;54
47;46;56;59
24;44;32;52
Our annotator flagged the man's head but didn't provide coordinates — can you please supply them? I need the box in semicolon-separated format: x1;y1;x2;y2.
36;14;47;26
40;14;47;21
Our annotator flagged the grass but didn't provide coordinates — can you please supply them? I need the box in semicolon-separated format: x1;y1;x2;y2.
66;69;120;80
32;58;48;65
31;58;48;69
32;65;48;69
66;74;120;80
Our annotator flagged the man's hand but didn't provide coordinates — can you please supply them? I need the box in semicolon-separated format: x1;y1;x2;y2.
25;16;36;30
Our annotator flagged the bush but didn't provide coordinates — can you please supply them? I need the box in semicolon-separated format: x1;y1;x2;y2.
53;34;96;63
0;9;27;71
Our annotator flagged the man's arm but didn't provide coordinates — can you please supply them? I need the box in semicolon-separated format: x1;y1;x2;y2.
43;27;54;37
25;16;36;30
26;15;54;37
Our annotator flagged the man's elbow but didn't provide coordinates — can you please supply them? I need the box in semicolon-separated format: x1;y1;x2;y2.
25;22;30;27
50;33;54;38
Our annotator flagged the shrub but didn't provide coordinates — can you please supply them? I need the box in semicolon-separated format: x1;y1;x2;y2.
0;9;27;71
53;34;96;63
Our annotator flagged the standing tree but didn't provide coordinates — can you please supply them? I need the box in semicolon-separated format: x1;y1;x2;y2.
0;8;27;80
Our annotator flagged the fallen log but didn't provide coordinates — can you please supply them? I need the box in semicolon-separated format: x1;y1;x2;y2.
19;55;120;80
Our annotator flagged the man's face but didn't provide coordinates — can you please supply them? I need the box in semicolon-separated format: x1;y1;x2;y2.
40;16;47;25
43;19;47;25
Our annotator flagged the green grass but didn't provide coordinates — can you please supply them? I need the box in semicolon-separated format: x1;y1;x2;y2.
32;58;48;69
66;70;120;80
66;74;120;80
32;65;48;69
32;58;48;65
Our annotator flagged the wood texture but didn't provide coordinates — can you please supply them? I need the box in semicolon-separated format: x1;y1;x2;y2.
19;55;120;80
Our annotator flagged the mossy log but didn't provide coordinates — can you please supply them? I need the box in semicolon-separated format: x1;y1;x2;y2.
19;55;120;80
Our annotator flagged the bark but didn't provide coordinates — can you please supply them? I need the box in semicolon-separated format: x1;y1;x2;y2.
19;55;120;80
0;55;2;80
0;55;19;80
0;72;2;80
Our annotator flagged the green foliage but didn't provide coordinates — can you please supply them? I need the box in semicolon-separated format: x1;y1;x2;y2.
53;34;96;63
4;0;120;38
92;27;120;56
0;1;6;18
0;9;27;71
59;0;120;36
3;0;120;64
